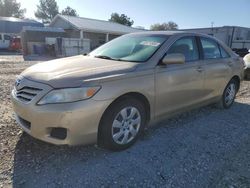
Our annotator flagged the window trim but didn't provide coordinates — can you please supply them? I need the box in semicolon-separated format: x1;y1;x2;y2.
162;36;200;63
196;36;204;60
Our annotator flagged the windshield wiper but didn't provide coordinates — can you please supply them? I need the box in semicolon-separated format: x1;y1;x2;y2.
94;55;138;62
95;55;114;60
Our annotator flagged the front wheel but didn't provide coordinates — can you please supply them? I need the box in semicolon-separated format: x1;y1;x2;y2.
218;79;238;109
99;98;146;151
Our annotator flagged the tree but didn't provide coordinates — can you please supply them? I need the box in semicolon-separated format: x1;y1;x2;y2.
61;6;78;16
0;0;26;18
109;13;134;26
150;21;178;31
35;0;59;23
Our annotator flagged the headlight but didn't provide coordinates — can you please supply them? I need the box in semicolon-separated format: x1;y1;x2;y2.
37;86;101;105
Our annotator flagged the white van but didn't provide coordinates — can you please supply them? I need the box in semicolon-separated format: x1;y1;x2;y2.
0;33;11;49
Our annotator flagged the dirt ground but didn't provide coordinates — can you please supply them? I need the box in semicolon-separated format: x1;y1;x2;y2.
0;56;250;188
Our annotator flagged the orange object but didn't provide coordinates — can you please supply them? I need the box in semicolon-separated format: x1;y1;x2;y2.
9;37;22;51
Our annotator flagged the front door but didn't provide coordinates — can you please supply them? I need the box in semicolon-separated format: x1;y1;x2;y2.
155;36;205;117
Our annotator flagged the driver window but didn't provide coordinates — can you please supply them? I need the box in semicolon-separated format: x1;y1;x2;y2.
168;37;199;62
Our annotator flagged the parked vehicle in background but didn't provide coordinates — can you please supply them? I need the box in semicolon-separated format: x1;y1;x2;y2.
181;26;250;57
11;31;244;150
0;33;11;49
9;36;22;52
243;50;250;79
233;48;249;57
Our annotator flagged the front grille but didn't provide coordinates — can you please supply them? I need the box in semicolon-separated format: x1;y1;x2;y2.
15;86;42;103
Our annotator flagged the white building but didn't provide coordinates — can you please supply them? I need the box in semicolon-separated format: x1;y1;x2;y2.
49;14;142;50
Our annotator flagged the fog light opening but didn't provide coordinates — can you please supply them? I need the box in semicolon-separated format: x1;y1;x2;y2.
50;128;67;140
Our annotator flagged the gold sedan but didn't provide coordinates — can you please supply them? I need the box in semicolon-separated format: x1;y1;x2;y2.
11;32;244;150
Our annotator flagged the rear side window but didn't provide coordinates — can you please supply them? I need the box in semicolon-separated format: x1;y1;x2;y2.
219;45;230;58
0;34;2;40
201;38;221;59
168;37;199;62
4;35;11;40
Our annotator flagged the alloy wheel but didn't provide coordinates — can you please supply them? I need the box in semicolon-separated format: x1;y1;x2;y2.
224;83;236;106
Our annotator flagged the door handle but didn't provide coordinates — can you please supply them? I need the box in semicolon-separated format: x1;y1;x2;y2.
196;67;203;72
228;61;233;67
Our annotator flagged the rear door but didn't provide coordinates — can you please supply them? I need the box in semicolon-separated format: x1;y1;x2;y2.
199;37;232;99
155;36;205;117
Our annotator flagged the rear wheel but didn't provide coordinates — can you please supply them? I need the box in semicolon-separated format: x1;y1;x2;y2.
218;79;238;109
99;98;146;151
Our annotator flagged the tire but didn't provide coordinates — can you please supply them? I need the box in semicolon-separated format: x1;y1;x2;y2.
246;73;250;80
244;69;250;80
217;79;238;109
99;97;147;151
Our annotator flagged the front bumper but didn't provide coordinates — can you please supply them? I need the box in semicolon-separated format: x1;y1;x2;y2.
11;79;111;146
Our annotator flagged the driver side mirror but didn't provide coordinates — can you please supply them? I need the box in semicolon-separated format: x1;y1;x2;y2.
161;53;185;65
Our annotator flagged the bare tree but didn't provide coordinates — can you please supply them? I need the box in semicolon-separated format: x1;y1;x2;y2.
35;0;59;23
0;0;26;18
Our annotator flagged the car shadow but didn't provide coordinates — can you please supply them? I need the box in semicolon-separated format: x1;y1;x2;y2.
12;101;250;187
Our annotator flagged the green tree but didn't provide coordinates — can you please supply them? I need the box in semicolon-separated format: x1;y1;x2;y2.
35;0;59;23
0;0;26;18
109;13;134;26
61;6;78;16
150;21;178;31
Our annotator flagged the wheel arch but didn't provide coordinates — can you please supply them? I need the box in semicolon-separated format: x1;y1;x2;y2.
97;92;151;144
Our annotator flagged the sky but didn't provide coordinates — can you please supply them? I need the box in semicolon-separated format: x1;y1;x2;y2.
17;0;250;29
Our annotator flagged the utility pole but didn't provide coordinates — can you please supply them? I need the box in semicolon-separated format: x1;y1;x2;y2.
211;22;214;36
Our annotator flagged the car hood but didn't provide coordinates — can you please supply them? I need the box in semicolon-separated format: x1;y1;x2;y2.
21;55;138;88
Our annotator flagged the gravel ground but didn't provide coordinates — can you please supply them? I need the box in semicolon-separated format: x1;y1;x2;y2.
0;56;250;188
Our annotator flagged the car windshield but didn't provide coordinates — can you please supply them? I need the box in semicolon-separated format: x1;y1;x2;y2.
89;35;168;62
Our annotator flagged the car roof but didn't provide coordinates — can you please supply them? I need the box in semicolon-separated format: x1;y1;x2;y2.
128;30;214;38
132;31;185;35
